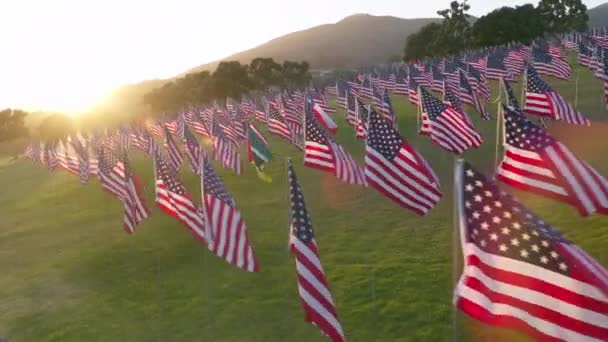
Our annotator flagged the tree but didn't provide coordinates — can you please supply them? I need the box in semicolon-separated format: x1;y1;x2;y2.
249;58;283;90
211;61;252;101
0;109;28;142
537;0;588;33
471;4;544;47
281;61;311;89
38;114;74;142
404;22;443;60
436;0;472;55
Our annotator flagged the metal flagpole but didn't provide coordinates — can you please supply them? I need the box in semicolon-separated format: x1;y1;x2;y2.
494;80;504;168
452;156;461;342
574;67;580;110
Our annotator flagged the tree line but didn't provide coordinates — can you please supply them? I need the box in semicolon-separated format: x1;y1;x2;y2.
404;0;589;60
143;58;311;115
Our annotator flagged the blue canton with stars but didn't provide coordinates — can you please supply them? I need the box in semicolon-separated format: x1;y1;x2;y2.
420;87;447;121
444;86;464;112
462;162;571;275
503;106;555;152
459;70;474;93
305;112;330;146
502;79;521;111
202;157;235;206
156;157;186;195
526;66;554;93
288;161;314;243
366;108;402;161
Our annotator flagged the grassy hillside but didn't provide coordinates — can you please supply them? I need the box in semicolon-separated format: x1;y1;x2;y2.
188;15;440;74
1;59;607;341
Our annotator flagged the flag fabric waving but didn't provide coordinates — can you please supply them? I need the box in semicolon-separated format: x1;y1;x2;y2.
419;87;483;155
364;108;442;215
459;70;490;120
311;102;338;135
524;65;591;126
183;126;203;174
497;106;608;216
304;111;367;186
120;151;150;233
201;157;258;272
267;105;293;143
164;124;183;170
287;160;345;342
247;124;273;182
501;78;521;112
155;154;208;244
454;160;608;341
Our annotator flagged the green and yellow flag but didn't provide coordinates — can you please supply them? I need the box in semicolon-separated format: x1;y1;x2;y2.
247;124;273;182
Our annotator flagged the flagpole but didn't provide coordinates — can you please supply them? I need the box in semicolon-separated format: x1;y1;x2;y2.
452;155;461;342
494;80;503;168
574;67;580;110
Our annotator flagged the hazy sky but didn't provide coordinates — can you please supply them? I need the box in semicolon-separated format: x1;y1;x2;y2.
1;0;605;111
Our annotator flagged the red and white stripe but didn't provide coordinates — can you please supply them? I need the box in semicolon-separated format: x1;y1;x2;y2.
204;195;258;272
312;104;338;135
497;142;608;216
456;243;608;342
155;180;207;244
524;91;591;126
304;140;366;186
213;137;241;174
365;141;442;215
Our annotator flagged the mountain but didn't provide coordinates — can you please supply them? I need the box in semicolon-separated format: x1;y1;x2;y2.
188;14;440;73
588;3;608;28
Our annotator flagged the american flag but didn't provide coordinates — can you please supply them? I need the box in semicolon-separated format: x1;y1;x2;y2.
213;130;242;174
419;87;482;154
364;108;442;215
267;105;293;142
336;80;348;109
356;100;369;140
286;161;345;342
120;151;150;233
459;70;490;120
311;102;338;135
255;101;267;122
155;154;207;244
183;126;202;174
345;90;357;126
43;141;58;172
485;53;511;80
497;107;608;216
524;66;591;126
163;124;183;170
501;78;521;112
532;48;571;80
408;78;420;106
394;76;409;96
578;42;593;67
431;66;445;93
467;64;491;101
455;160;608;341
359;76;373;99
191;113;212;137
600;52;608;109
200;157;258;272
443;82;465;115
304;112;366;186
70;136;90;184
372;85;383;108
149;123;164;138
97;147;126;199
380;88;395;125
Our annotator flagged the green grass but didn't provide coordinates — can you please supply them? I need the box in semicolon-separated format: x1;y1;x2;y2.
1;60;607;341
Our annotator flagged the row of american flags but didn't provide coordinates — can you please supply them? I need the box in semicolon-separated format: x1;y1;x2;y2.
22;31;608;340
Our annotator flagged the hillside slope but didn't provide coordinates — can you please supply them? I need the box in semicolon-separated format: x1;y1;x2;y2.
188;14;440;72
588;2;608;28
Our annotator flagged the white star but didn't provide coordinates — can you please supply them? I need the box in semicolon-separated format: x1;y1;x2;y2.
480;239;487;247
531;244;539;252
522;233;530;241
475;180;483;187
480;222;489;230
540;256;549;264
503;211;512;219
512;222;521;230
465;201;471;208
511;238;520;246
492;216;501;224
494;201;502;208
484;190;492;197
483;206;491;213
501;227;511;235
550;251;558;259
474;195;482;202
559;263;568;271
531;230;539;236
490;233;498;241
473;229;479;236
465;184;474;192
542;241;549;248
499;244;508;252
466;169;474;177
472;211;481;219
520;249;529;258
